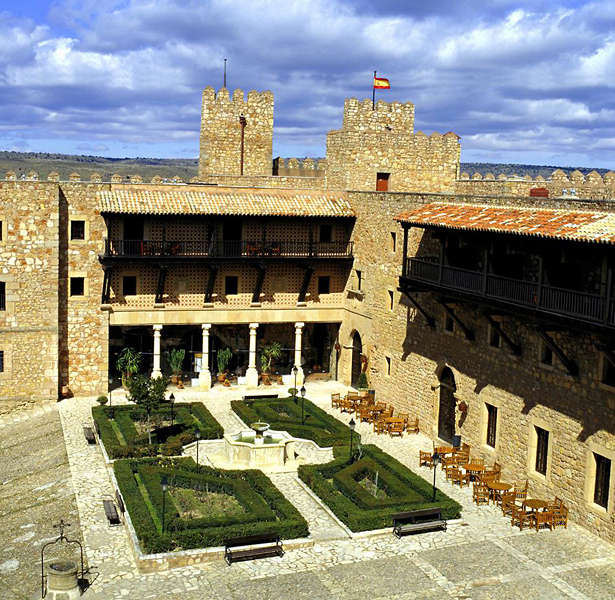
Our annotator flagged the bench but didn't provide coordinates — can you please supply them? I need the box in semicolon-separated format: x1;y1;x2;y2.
242;393;279;401
392;508;446;538
224;532;284;565
83;426;96;445
103;499;121;526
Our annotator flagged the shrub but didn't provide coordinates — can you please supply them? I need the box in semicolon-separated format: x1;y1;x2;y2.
96;395;108;406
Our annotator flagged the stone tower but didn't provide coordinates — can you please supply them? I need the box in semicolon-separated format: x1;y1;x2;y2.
198;87;274;179
325;98;460;193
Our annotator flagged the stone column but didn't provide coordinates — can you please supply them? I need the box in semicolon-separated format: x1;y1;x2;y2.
199;324;212;389
294;322;305;385
246;323;259;387
152;324;163;378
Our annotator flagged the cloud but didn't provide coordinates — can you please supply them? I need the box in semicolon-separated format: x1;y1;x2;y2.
76;142;109;152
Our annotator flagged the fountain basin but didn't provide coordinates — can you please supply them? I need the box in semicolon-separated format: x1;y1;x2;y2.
224;429;297;469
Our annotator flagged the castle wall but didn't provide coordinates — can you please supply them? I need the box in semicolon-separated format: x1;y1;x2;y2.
198;87;274;179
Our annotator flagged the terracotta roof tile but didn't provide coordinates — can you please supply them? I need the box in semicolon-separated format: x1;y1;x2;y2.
395;202;615;244
98;187;355;218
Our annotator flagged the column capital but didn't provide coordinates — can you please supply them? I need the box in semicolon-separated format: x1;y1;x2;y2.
249;322;259;331
201;323;212;331
153;324;163;333
294;322;305;329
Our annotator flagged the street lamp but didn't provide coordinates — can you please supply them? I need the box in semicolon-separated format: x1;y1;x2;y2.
292;365;298;404
349;418;356;463
108;375;114;420
169;393;175;426
195;429;201;471
431;451;441;502
161;476;168;533
300;385;306;424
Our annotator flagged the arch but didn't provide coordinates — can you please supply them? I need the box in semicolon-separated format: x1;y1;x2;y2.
350;330;363;387
438;367;457;444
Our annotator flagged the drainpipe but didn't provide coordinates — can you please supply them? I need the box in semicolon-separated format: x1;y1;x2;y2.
239;114;247;175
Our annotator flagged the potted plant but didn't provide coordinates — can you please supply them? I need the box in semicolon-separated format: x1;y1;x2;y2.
217;348;232;382
116;347;141;388
165;348;185;384
356;372;369;390
260;342;282;385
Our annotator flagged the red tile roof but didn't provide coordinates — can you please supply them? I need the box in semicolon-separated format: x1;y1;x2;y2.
395;202;615;244
98;187;355;218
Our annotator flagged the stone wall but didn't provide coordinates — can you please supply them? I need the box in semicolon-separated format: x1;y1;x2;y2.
198;87;274;179
202;174;325;189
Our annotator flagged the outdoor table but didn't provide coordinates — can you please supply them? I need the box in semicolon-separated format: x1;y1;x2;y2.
523;499;549;512
384;416;405;433
434;446;455;456
461;463;486;481
487;480;512;504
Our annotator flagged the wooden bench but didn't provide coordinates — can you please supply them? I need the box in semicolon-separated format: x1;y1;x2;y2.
224;532;284;565
392;508;447;538
103;499;121;526
242;393;279;401
83;426;96;445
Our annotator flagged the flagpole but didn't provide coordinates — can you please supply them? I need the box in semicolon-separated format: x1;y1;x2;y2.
373;70;376;110
223;58;227;88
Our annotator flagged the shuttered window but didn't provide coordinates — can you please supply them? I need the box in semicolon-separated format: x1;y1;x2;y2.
535;426;549;475
486;404;497;448
594;453;611;509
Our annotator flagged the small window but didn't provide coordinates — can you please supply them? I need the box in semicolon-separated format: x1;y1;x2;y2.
486;404;497;448
225;276;238;295
319;224;332;243
376;172;390;192
70;220;86;241
318;276;330;294
444;312;455;333
388;290;394;311
0;350;4;372
355;270;362;291
123;275;137;296
385;356;392;376
540;340;554;366
70;277;85;296
0;221;3;241
594;453;611;509
0;281;5;311
489;325;501;348
602;356;615;387
390;231;397;253
535;426;549;475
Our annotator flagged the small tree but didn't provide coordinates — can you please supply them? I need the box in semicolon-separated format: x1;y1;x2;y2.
217;348;232;375
260;342;282;374
116;347;141;387
165;348;185;378
126;374;168;444
356;372;369;390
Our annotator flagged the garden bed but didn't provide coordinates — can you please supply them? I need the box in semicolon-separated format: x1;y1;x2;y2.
114;457;309;553
93;403;223;459
298;445;462;532
231;396;358;447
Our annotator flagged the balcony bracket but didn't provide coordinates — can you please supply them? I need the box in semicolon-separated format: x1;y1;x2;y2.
101;265;113;305
154;265;168;305
297;264;315;305
400;290;435;328
482;313;521;356
251;262;267;305
537;328;578;376
595;343;615;369
438;300;474;340
204;264;219;305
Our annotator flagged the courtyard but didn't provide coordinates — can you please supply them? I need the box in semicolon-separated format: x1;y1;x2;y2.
2;382;615;599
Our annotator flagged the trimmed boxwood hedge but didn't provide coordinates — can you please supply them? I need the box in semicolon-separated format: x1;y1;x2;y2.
231;396;358;447
93;402;223;459
114;457;309;553
298;444;462;532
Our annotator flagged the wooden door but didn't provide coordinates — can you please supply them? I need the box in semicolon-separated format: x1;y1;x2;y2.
351;331;362;387
438;367;456;444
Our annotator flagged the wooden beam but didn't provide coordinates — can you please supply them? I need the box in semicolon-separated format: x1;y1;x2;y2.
595;343;615;369
537;328;578;376
400;290;435;328
204;264;218;304
438;300;474;340
482;312;521;355
298;265;314;304
154;265;168;305
252;262;267;305
101;266;113;304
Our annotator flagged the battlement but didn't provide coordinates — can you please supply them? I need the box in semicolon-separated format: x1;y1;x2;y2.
201;86;274;113
339;97;415;133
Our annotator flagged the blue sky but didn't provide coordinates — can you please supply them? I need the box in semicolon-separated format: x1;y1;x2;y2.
0;1;614;168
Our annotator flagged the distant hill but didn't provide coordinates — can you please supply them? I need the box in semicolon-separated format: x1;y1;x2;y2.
0;151;608;182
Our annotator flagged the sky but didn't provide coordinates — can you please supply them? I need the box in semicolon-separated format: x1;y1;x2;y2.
1;0;615;168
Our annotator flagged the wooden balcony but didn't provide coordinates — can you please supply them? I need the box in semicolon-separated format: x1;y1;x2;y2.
401;257;615;332
101;239;354;261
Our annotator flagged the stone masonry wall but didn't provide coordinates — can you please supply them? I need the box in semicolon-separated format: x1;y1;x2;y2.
343;189;615;544
198;87;274;179
0;182;60;404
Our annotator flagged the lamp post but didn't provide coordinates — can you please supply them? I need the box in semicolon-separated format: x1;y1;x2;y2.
161;476;168;533
195;429;201;471
300;385;306;424
169;393;175;426
292;365;298;404
349;418;356;463
431;451;441;502
108;375;114;420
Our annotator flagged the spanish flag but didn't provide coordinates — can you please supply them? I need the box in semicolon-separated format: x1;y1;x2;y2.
373;77;390;89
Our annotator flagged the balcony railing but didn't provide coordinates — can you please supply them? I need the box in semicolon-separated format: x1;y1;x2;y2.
403;257;615;327
103;239;354;259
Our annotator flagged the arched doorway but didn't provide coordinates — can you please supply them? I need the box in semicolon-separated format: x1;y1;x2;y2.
351;331;363;387
438;367;457;444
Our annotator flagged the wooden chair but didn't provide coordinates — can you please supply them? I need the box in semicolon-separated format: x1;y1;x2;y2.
419;450;434;469
331;393;341;409
397;412;409;428
514;481;528;506
382;406;394;419
511;503;532;530
357;406;373;424
473;483;490;506
441;454;458;471
444;463;457;483
501;491;516;517
406;416;419;434
339;397;353;413
451;467;470;488
472;457;485;466
461;442;471;454
389;421;404;437
492;461;501;474
374;417;388;435
551;504;568;529
534;510;553;532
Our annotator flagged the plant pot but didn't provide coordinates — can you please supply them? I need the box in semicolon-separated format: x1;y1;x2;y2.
171;374;179;384
262;373;271;385
218;373;226;383
177;380;184;389
223;379;231;387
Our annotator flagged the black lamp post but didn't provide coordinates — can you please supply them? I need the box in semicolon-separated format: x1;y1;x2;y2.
349;418;356;463
431;451;441;502
108;375;114;420
169;393;175;426
300;385;306;424
161;476;168;533
195;429;201;471
292;365;298;403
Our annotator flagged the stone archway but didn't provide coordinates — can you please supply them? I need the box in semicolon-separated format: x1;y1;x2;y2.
350;331;363;387
438;367;457;444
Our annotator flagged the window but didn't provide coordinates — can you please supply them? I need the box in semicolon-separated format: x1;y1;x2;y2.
540;340;554;366
385;356;392;376
486;404;497;448
123;275;137;296
602;356;615;387
70;277;85;296
489;325;501;348
0;281;5;311
390;231;397;253
319;224;332;243
318;276;330;294
376;172;390;192
70;220;86;240
0;220;3;241
594;453;611;509
535;426;549;475
0;350;4;373
355;270;362;291
388;290;394;311
444;313;455;333
225;276;238;295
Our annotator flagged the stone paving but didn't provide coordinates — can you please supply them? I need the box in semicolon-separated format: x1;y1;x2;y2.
5;382;615;598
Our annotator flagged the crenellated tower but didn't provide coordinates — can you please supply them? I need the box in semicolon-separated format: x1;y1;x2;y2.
198;87;274;179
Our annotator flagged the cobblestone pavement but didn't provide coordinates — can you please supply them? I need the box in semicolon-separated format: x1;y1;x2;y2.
15;383;615;599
